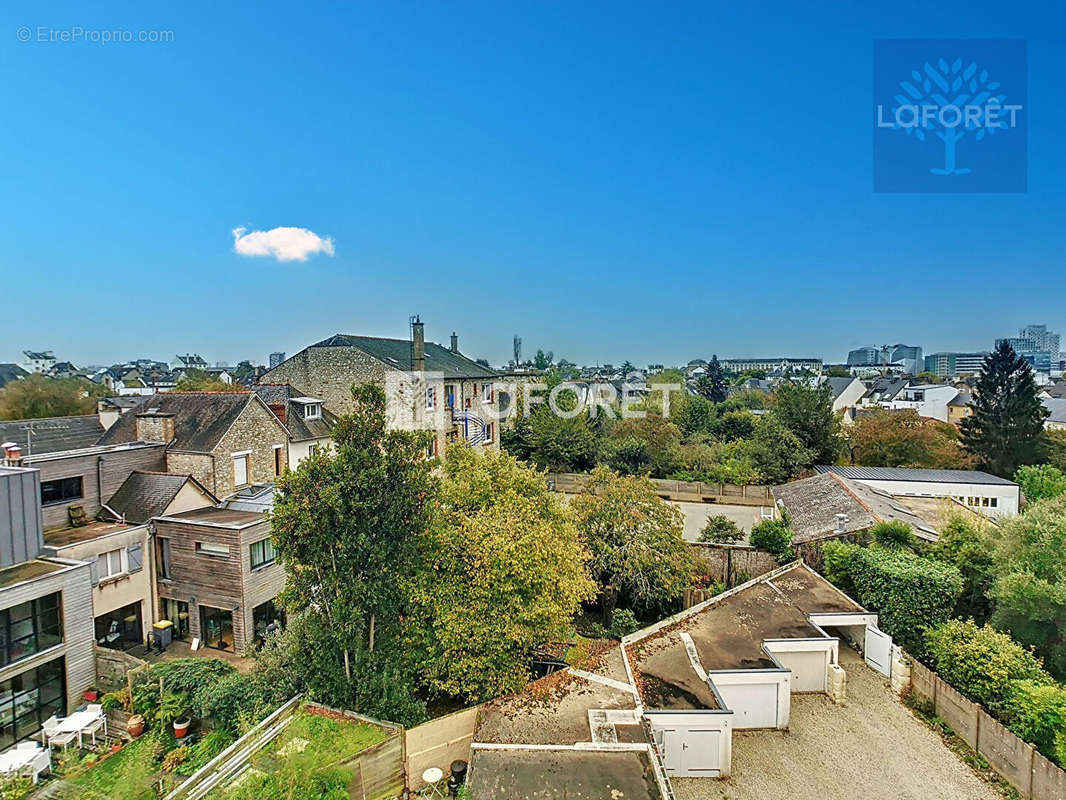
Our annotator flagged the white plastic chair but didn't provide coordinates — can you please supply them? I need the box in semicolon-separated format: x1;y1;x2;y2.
20;748;51;784
42;717;77;751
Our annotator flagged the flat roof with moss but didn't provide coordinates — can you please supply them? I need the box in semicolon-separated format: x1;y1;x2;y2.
468;748;664;800
0;559;67;590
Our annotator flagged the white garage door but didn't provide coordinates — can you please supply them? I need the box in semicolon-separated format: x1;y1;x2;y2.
716;682;778;729
774;650;827;692
662;728;722;777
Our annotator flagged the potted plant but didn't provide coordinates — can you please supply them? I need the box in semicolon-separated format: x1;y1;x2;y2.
173;715;191;739
83;687;99;702
127;714;146;738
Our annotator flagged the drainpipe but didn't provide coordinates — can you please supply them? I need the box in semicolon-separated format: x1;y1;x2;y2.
97;455;105;515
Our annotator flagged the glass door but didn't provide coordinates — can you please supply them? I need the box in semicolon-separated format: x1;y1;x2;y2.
162;599;190;640
199;606;234;650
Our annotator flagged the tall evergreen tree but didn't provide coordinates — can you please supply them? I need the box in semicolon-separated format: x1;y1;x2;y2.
695;354;728;404
961;341;1048;477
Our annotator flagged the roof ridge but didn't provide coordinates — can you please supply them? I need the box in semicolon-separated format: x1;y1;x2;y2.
827;471;875;515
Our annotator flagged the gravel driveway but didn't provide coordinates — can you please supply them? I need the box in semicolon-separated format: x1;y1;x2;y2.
673;648;1004;800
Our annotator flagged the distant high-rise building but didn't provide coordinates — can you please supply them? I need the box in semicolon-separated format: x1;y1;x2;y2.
269;352;285;368
1019;324;1061;363
847;346;880;366
847;344;922;373
998;337;1052;374
924;352;988;379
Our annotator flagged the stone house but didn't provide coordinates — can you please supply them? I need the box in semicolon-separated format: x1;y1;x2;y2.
252;383;339;465
153;506;286;652
261;321;502;455
96;392;291;499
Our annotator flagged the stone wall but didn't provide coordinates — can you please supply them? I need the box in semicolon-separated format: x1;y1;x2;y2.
165;452;215;498
688;543;778;586
211;398;290;498
261;345;386;416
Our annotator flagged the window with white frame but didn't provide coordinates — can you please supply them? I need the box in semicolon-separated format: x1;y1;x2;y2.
481;383;493;402
232;452;250;486
196;541;230;557
426;386;437;410
303;403;321;420
96;548;125;580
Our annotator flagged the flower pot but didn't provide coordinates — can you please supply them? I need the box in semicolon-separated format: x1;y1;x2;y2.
173;717;191;739
84;689;99;702
128;715;145;738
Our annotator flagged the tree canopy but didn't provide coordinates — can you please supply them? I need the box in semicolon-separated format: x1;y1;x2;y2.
694;355;728;404
0;374;107;420
845;408;971;469
771;380;843;466
569;467;693;624
409;447;594;700
961;341;1048;477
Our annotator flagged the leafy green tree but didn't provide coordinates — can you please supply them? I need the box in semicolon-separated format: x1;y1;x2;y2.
673;394;717;438
528;411;598;472
870;520;916;550
738;415;811;484
845;408;971;469
925;619;1049;715
1015;464;1066;504
961;341;1049;477
915;371;941;384
174;368;247;392
569;467;693;625
600;436;652;476
932;514;997;622
716;409;757;443
694;355;728;404
772;380;843;466
410;446;594;700
990;494;1066;679
269;383;435;717
0;374;107;420
533;349;553;370
749;519;793;561
699;515;745;544
1045;429;1066;473
825;365;851;377
600;416;683;478
1007;680;1066;766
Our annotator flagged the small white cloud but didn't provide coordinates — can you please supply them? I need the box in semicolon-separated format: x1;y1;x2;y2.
231;225;335;262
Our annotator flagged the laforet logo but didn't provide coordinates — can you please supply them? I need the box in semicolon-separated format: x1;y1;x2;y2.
873;40;1027;193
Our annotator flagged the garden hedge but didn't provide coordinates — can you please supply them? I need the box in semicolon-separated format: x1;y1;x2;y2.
849;547;962;656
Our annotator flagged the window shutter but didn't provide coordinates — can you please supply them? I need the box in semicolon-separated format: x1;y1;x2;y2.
88;557;99;586
128;543;144;573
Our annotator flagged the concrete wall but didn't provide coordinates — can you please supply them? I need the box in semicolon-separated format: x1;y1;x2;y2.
909;658;1066;800
405;705;480;790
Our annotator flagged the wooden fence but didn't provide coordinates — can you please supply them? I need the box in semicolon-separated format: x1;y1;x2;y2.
403;705;481;791
546;472;774;506
908;659;1066;800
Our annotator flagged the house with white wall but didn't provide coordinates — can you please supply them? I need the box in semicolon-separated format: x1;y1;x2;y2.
877;384;960;423
814;465;1020;518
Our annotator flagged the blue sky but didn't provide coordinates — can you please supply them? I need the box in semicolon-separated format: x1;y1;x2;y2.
2;1;1064;368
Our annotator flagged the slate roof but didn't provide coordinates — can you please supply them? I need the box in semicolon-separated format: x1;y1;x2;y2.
0;364;28;388
102;470;217;524
815;464;1017;486
309;334;499;379
0;415;105;455
99;396;149;410
1046;382;1066;399
774;472;939;544
862;377;907;402
823;376;859;401
96;392;257;453
1044;398;1066;426
253;384;338;441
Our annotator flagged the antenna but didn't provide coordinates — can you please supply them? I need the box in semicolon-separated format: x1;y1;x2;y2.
513;335;522;366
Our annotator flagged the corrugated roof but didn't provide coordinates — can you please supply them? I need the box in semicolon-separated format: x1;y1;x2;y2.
0;415;105;455
815;464;1016;486
310;334;499;379
96;393;257;453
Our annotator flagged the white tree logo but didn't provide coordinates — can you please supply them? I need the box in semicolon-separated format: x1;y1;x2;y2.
877;57;1022;175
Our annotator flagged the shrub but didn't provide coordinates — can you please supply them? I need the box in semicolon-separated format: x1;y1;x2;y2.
192;673;270;731
606;609;641;639
175;729;237;776
161;746;189;773
870;520;916;550
101;688;130;711
150;658;237;698
925;619;1049;713
0;777;34;800
699;515;744;545
1008;680;1066;765
820;540;861;595
850;548;962;657
749;519;793;561
1014;464;1066;504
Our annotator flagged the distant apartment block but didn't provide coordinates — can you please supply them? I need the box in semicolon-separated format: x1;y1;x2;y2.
924;352;988;379
1019;324;1061;361
846;344;922;374
720;357;822;373
19;351;56;374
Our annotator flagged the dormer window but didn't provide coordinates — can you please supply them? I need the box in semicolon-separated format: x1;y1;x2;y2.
303;403;322;420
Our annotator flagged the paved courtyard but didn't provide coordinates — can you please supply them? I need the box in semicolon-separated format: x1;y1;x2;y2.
672;648;1003;800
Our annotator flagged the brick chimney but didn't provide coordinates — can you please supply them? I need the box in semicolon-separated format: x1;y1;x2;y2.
135;412;175;444
450;332;459;353
2;443;22;466
412;317;425;372
269;403;287;423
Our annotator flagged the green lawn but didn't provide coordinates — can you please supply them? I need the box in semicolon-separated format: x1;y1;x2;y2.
212;707;389;800
64;736;164;800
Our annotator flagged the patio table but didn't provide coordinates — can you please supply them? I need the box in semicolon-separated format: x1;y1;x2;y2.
55;709;105;748
0;743;50;782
